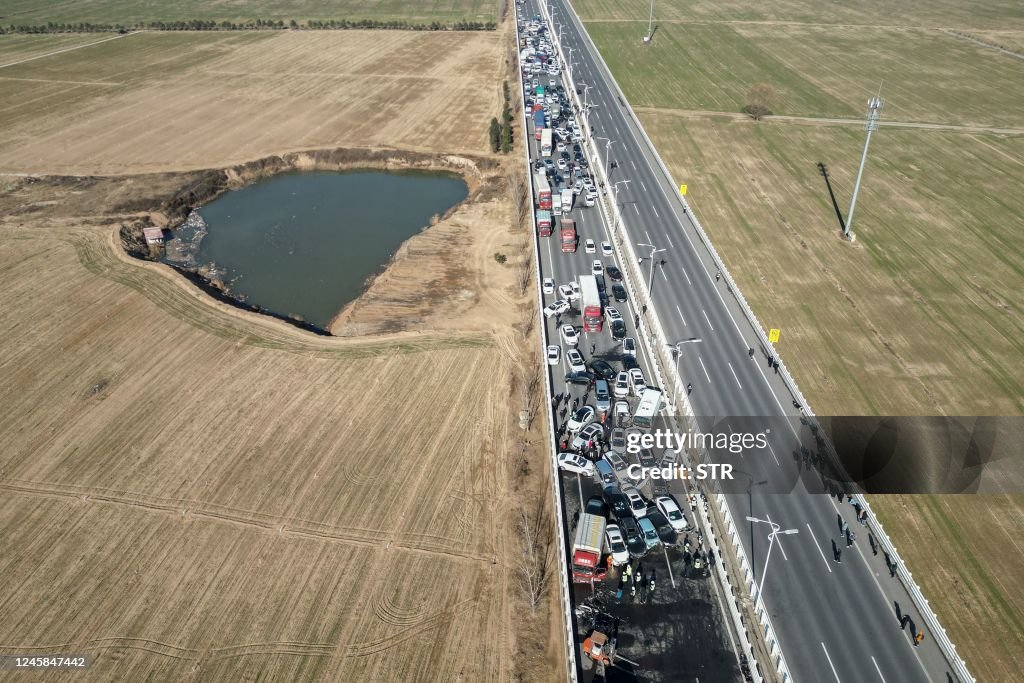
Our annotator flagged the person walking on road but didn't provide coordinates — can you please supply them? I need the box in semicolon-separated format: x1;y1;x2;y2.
715;271;721;282
748;347;755;359
591;343;596;354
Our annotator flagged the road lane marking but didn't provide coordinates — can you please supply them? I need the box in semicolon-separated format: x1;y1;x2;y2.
676;305;687;326
580;212;585;223
872;657;886;682
698;356;711;382
664;233;673;248
660;266;667;281
644;230;652;243
766;439;780;466
821;642;842;682
641;180;647;192
633;204;640;216
702;309;715;331
681;267;692;285
727;362;742;389
652;205;659;218
631;159;637;170
806;523;833;573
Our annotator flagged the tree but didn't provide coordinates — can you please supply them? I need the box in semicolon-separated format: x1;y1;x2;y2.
489;117;501;153
744;83;777;121
500;120;512;153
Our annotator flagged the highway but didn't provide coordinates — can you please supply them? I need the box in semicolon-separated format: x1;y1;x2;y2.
524;0;964;681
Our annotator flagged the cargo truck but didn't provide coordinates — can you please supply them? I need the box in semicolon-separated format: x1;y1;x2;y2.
541;128;552;157
552;191;562;216
579;274;603;332
535;173;552;210
533;109;545;139
561;188;573;213
572;512;608;583
559;217;576;253
536;210;552;236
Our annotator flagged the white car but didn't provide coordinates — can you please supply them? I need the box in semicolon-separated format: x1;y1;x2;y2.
605;524;630;566
546;345;560;365
556;142;567;153
621;483;648;518
622;337;636;357
613;372;630;398
566;405;595;433
601;241;613;257
628;368;646;395
557;452;594;476
560;324;579;346
613;400;630;420
543;299;570;318
656;496;689;532
557;158;567;171
566;348;586;374
549;78;557;87
584;239;596;254
572;422;604;450
605;307;622;322
604;449;628;475
558;282;580;301
661;448;678;467
542;277;555;295
592;260;603;276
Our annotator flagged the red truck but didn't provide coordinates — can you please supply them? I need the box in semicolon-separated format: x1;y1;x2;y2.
579;274;602;332
572;512;608;583
536;210;552;237
560;217;576;253
535;173;552;210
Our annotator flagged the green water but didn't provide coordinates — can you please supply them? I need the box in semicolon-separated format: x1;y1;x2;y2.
188;171;468;329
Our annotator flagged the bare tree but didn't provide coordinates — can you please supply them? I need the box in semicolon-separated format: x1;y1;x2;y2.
518;506;553;609
744;83;778;121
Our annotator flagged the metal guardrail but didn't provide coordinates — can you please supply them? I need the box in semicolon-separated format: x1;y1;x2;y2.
547;2;974;680
512;11;580;683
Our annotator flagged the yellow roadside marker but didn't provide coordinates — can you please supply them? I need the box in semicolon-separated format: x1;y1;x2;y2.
769;328;781;343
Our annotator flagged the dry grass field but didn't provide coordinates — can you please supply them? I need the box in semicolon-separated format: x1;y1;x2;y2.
571;0;1024;678
0;29;504;174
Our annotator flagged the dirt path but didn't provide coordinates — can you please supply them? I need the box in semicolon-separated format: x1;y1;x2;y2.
0;31;140;69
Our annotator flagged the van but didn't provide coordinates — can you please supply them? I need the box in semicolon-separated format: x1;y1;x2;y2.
595;379;610;413
552;192;562;216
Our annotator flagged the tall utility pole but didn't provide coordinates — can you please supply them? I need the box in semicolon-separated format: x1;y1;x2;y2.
637;242;665;297
644;0;655;42
845;94;882;240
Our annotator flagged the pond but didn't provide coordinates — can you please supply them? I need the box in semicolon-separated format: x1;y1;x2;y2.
166;170;468;330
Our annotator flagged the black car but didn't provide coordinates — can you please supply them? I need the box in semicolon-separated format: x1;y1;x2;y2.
603;486;630;519
646;506;678;545
573;143;582;154
606;265;623;282
612;283;627;303
619;516;648;557
585;495;609;518
564;371;596;386
610;320;626;341
622;355;640;371
589;359;617;380
638;448;658;468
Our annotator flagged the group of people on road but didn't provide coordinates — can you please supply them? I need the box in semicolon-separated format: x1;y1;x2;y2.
617;562;657;602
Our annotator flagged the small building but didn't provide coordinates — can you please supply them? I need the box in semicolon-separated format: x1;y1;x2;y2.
142;227;165;245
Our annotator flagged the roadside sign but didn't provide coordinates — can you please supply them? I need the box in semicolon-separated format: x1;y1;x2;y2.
678;184;688;195
769;328;781;343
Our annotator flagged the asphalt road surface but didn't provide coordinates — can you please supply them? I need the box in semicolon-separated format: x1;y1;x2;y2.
522;0;964;681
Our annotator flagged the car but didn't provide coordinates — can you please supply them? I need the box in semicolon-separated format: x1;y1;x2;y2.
543;158;555;170
619;516;648;557
594;379;611;413
595;460;616;487
661;448;678;467
589;359;616;380
622;337;636;357
585;495;608;517
584;239;596;254
549;78;557;87
557;452;593;476
573;179;584;194
605;524;630;566
560;324;579;346
606;265;622;282
611;283;627;303
613;400;631;421
556;142;567;153
604;452;628;482
622;354;640;371
638;448;658;468
566;348;586;374
603;485;630;517
542;277;554;295
621;483;647;518
613;372;630;398
543;300;570;318
655;496;689;532
557;158;567;171
564;371;596;386
601;241;613;257
628;368;646;395
566;405;595;433
605;307;622;322
572;422;604;451
609;427;626;452
546;345;560;365
646;506;678;545
638;517;661;550
558;282;580;301
610;320;626;341
592;260;603;276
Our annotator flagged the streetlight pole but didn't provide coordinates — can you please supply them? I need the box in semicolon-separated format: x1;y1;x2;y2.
845;93;882;240
667;338;702;411
636;242;665;298
645;0;655;42
595;136;614;178
745;516;798;614
610;179;630;233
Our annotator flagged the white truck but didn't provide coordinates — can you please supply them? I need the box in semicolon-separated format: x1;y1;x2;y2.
561;188;573;213
552;191;562;216
541;128;553;157
572;512;608;583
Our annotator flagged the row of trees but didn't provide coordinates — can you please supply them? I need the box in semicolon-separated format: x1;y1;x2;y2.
489;80;514;154
0;18;496;34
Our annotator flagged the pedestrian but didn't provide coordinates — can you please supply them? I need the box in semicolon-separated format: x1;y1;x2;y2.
715;271;721;282
841;520;849;536
636;562;643;581
914;631;924;646
624;563;632;582
845;528;853;547
591;343;596;354
748;347;755;359
869;533;878;556
649;568;656;592
641;305;647;315
634;314;640;328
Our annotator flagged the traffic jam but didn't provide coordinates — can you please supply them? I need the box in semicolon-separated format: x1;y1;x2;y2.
517;4;739;681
